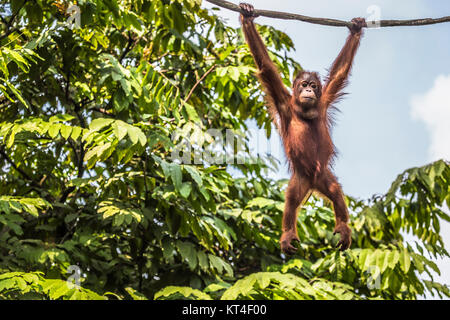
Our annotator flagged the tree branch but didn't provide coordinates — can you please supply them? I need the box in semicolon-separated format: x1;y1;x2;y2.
119;31;134;63
0;144;55;202
184;64;216;103
0;0;27;40
90;107;115;117
0;145;33;181
205;0;450;28
60;98;87;203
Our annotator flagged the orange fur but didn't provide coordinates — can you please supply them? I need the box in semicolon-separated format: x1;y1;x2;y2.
240;4;365;253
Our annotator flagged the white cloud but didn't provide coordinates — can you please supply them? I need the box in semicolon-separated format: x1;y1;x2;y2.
410;74;450;161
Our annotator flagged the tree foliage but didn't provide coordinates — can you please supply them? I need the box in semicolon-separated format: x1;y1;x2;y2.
0;0;449;300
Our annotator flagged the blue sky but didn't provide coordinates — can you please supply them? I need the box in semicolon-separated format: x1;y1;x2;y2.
203;0;450;296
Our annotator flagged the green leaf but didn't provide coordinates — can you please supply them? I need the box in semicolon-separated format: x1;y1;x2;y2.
0;278;16;292
125;287;148;300
399;249;411;273
89;118;114;131
3;47;29;70
228;67;240;82
184;165;203;186
154;286;211;300
127;125;147;146
247;197;277;208
70;126;82;140
169;163;183;191
179;182;192;198
5;80;29;108
120;78;132;96
197;251;209;272
49;114;76;122
112;121;128;141
208;254;233;277
48;123;61;138
358;249;370;270
182;102;200;123
177;241;198;270
60;125;72;140
387;250;400;269
113;89;129;112
379;250;390;273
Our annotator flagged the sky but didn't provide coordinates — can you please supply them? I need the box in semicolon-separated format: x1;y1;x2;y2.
202;0;450;297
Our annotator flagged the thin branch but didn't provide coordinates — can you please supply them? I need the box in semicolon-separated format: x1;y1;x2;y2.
64;98;87;202
0;0;28;41
144;65;181;91
70;98;87;129
66;139;80;175
59;186;75;203
65;70;71;102
59;136;85;203
142;154;149;204
0;27;20;41
205;0;450;28
0;100;11;112
0;145;33;181
119;31;134;63
0;145;55;202
184;64;216;103
90;107;115;117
